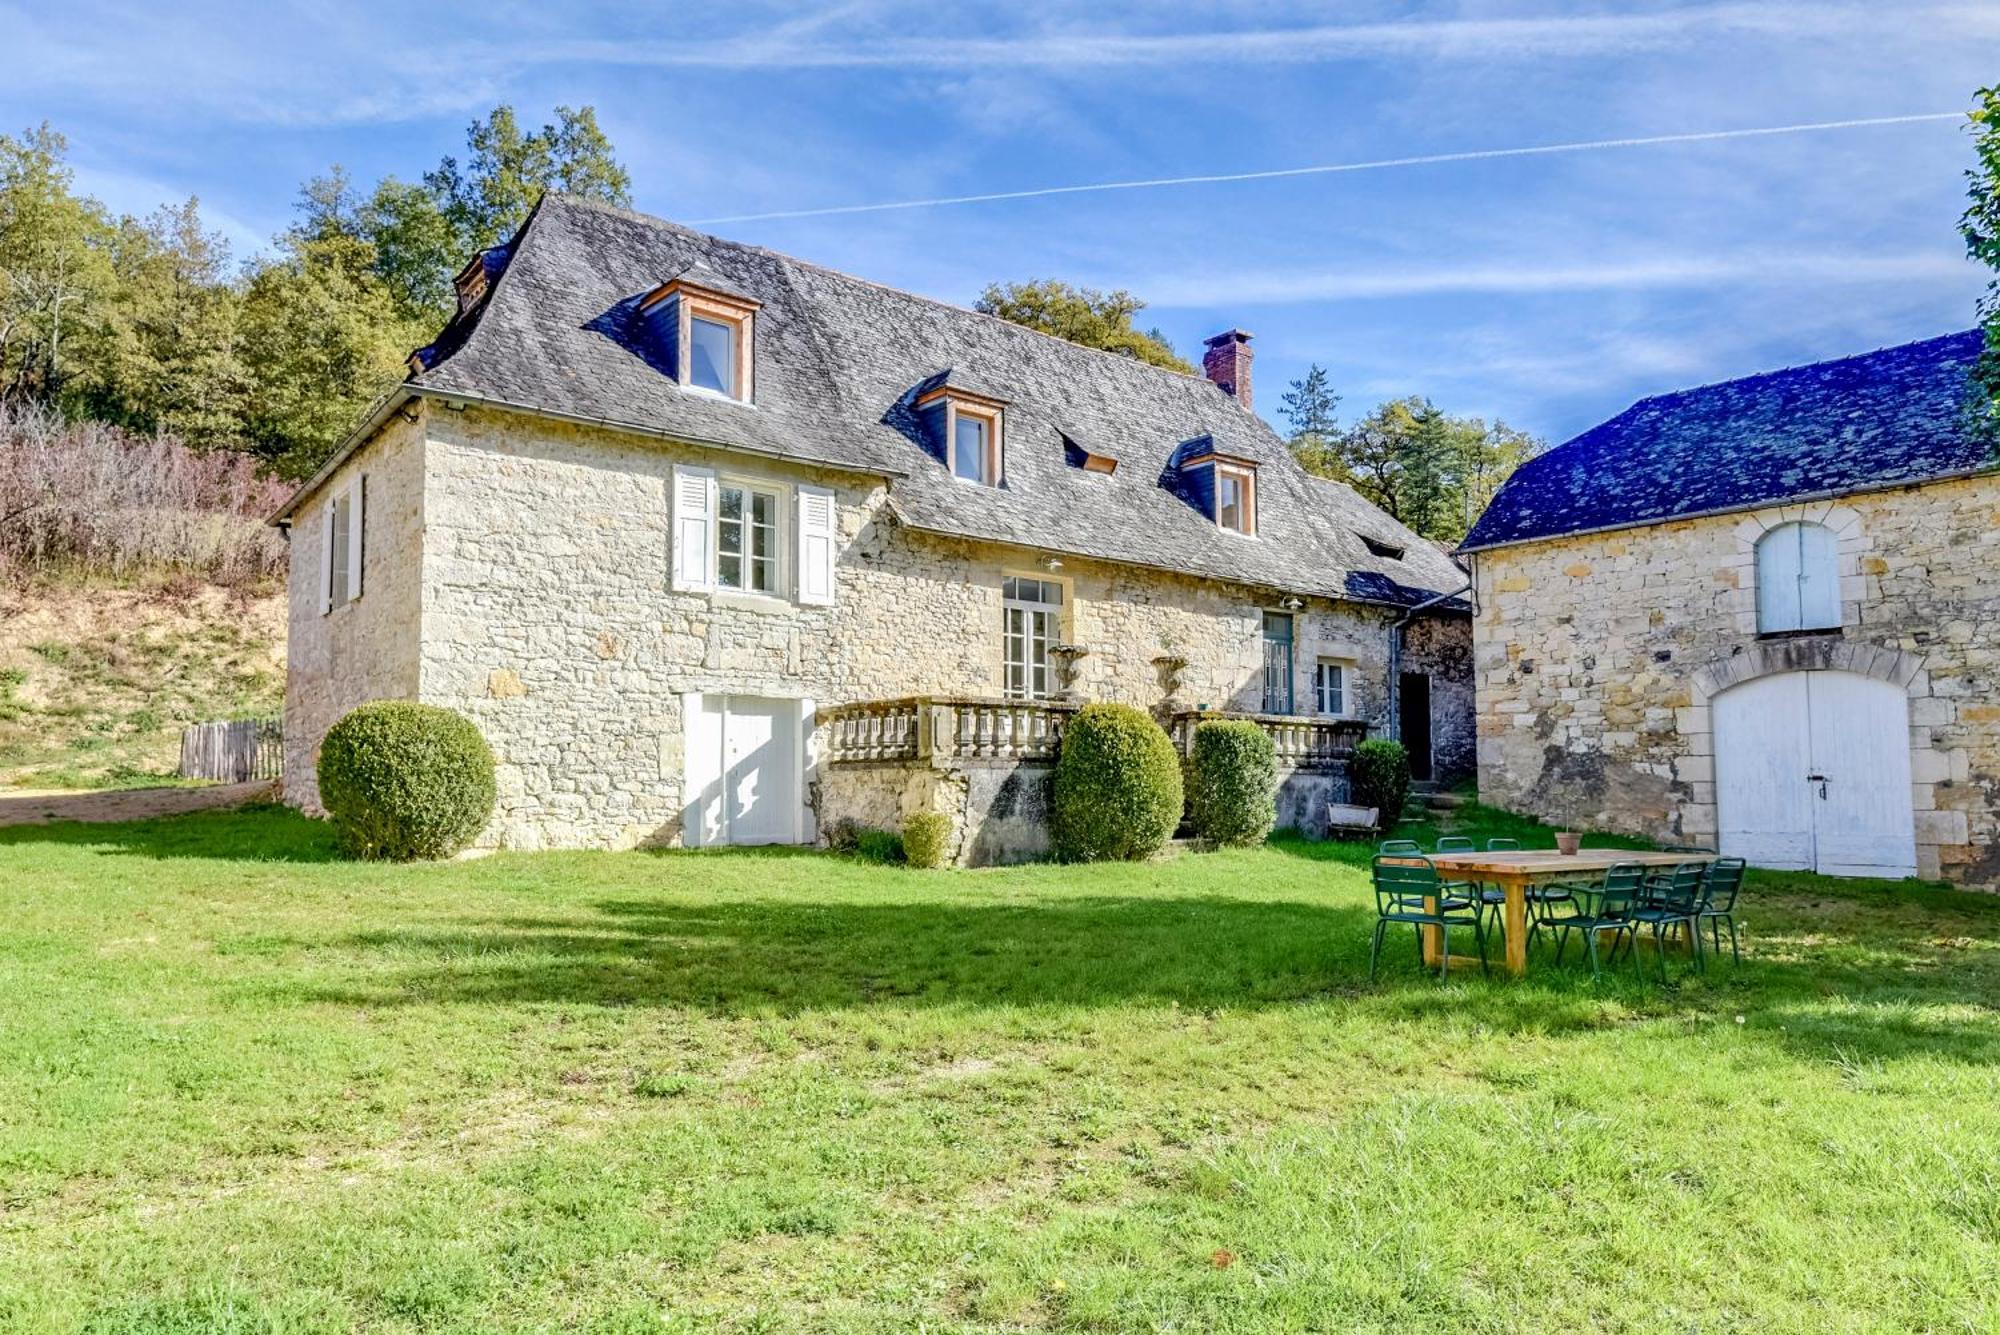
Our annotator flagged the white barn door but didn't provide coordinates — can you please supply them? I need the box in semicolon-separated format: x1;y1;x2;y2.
681;694;807;847
1714;670;1916;878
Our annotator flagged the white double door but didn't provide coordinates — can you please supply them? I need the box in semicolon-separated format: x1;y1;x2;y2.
1713;670;1916;878
683;693;810;847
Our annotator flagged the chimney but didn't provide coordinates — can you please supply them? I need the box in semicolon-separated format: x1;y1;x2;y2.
1202;329;1253;410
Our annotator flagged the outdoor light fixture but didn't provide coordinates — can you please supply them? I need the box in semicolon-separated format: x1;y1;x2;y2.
1042;556;1064;571
1280;595;1303;610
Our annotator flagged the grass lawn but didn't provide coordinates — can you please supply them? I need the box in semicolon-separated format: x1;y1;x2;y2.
2;805;1997;1332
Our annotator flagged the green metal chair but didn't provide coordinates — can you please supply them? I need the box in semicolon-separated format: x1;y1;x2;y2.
1551;862;1645;980
1625;862;1710;978
1430;835;1492;929
1369;854;1489;981
1697;858;1748;965
1378;839;1423;855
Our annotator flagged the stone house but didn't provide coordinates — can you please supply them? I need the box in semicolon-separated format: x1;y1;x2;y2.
1462;330;1998;885
272;194;1473;859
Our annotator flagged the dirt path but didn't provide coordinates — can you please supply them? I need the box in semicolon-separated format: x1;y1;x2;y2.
0;781;276;827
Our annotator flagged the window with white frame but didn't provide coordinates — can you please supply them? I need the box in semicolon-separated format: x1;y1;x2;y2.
320;477;364;613
1314;659;1349;716
688;314;738;396
717;482;779;593
1755;521;1840;633
670;465;837;606
1003;575;1063;699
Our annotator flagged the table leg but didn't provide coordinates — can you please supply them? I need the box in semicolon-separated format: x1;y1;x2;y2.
1422;894;1441;966
1503;876;1528;976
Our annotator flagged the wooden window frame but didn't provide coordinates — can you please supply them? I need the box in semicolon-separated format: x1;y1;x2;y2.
639;279;760;403
916;386;1007;488
1001;572;1069;700
1216;462;1257;536
714;477;785;596
1314;658;1351;718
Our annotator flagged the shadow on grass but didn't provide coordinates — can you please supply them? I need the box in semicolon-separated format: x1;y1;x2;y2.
0;802;341;862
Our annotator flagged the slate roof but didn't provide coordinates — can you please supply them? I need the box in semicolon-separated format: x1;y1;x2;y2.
376;193;1466;607
1462;330;1996;552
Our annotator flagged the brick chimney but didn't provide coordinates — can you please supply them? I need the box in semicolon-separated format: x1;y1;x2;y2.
1202;329;1253;410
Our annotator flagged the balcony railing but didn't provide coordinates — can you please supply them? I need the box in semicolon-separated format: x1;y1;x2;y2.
1169;710;1366;772
821;697;1079;765
822;698;1366;771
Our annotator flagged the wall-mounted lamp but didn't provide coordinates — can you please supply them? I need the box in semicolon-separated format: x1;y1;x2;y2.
1279;595;1304;611
1042;556;1064;572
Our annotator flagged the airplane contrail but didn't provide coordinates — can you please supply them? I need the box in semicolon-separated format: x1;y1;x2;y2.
690;112;1964;226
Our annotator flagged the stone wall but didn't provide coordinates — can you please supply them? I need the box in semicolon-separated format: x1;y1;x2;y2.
281;408;428;811
1472;478;2000;884
286;402;1473;851
1404;612;1476;784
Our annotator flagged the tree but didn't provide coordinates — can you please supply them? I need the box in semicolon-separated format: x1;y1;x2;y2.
89;198;244;447
237;232;423;478
1962;85;2000;419
1297;395;1542;544
1279;363;1342;475
426;105;631;254
974;280;1193;373
0;124;115;408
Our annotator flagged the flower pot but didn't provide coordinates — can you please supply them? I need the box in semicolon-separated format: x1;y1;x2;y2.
1555;831;1582;855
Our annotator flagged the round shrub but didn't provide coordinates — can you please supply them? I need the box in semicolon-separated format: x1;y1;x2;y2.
1187;719;1277;846
1348;738;1411;833
1051;702;1184;862
903;811;953;869
317;701;496;860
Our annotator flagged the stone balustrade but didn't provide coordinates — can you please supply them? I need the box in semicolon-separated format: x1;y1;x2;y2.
1169;709;1367;771
821;696;1079;765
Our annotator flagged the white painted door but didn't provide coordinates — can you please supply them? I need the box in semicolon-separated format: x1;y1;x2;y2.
1713;670;1915;878
681;694;804;847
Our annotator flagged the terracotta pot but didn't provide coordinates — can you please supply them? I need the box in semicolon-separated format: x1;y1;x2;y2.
1555;831;1583;855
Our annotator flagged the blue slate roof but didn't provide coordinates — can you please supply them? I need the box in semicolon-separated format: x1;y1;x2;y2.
1461;330;1996;552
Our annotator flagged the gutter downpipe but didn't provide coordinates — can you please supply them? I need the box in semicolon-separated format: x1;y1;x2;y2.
1386;570;1474;749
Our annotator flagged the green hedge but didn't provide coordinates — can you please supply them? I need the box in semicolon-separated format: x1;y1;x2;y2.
1187;719;1277;846
1051;702;1183;862
903;811;952;869
1349;738;1411;833
317;701;496;861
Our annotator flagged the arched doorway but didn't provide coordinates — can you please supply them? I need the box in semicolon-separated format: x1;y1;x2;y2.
1712;669;1916;877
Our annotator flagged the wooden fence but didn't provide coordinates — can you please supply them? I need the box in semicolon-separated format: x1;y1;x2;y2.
178;718;282;783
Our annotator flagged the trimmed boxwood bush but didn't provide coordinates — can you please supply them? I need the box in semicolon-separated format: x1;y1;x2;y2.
317;701;496;861
1349;738;1411;833
1051;702;1183;862
903;811;952;869
1187;719;1277;846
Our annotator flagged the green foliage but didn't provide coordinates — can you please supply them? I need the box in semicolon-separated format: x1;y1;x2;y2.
1186;719;1277;847
1051;702;1184;861
316;701;496;861
1963;86;2000;424
854;828;905;864
975;279;1193;373
1281;385;1543;544
0;123;117;408
902;811;952;869
1348;738;1411;833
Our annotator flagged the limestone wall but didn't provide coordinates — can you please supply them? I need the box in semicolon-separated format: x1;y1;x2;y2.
1472;478;2000;884
285;403;1471;851
281;408;428;811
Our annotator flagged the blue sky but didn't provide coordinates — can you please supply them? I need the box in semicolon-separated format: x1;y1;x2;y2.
7;1;1995;443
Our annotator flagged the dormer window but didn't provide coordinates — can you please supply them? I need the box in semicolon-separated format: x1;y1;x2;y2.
1361;535;1405;561
913;373;1008;487
639;266;759;403
1216;463;1256;536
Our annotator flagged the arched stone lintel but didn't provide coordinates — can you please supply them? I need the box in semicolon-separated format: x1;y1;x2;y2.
1690;637;1927;704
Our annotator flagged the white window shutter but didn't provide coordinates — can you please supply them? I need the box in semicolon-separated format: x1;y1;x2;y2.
1756;525;1803;632
347;478;365;602
1796;522;1839;629
672;465;716;593
796;484;836;606
320;496;335;614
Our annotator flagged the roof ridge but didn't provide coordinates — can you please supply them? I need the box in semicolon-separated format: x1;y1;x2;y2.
542;191;1220;389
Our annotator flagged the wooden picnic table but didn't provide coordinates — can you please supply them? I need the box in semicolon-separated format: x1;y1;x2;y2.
1414;849;1718;976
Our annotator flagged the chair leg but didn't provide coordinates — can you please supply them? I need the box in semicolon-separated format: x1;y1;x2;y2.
1728;916;1741;966
1368;920;1386;982
1554;922;1570;966
1584;926;1602;981
1439;924;1450;981
1689;916;1705;974
1473;912;1490;975
1652;924;1669;982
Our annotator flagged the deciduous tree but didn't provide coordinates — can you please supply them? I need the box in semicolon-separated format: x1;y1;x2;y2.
975;280;1192;373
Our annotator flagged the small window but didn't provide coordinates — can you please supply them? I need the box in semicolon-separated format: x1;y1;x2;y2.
1361;535;1405;561
954;414;989;483
1756;521;1840;633
717;482;779;593
1315;660;1348;716
1217;464;1256;535
689;315;736;395
321;478;364;614
1003;575;1064;699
